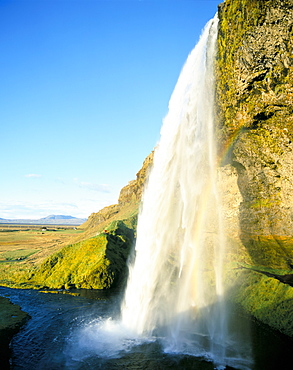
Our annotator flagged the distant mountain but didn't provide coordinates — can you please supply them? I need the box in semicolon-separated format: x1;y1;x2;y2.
40;215;78;221
0;215;87;226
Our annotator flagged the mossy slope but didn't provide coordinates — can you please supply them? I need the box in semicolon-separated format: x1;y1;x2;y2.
27;220;134;290
0;153;153;291
231;270;293;337
0;220;134;290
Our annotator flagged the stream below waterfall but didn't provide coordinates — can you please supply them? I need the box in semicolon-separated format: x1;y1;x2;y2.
0;286;292;370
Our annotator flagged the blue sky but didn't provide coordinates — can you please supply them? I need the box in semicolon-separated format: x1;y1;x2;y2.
1;0;219;220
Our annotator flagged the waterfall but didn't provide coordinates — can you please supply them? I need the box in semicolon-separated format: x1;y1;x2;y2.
120;14;251;370
68;13;253;370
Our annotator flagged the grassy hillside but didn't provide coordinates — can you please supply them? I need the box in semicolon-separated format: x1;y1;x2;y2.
0;154;152;290
0;219;135;290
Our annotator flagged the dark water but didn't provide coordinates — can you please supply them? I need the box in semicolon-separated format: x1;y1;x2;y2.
0;286;292;370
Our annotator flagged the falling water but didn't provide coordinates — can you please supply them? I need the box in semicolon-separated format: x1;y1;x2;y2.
121;14;251;370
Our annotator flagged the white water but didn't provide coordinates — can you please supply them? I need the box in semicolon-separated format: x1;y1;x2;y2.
120;14;252;370
68;14;252;370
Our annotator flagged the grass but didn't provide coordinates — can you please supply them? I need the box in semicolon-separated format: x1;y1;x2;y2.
74;202;139;243
0;226;84;286
0;249;39;261
25;220;135;290
0;220;135;290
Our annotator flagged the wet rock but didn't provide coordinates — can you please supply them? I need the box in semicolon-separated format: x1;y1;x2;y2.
0;297;29;368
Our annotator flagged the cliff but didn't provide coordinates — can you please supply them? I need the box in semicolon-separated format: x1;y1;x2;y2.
78;151;154;241
216;0;293;336
24;153;154;290
0;154;153;291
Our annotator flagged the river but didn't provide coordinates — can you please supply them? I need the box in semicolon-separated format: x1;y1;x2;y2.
0;286;292;370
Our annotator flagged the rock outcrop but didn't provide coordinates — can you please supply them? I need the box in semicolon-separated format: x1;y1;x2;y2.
79;151;154;240
217;0;293;335
118;151;154;206
0;297;29;368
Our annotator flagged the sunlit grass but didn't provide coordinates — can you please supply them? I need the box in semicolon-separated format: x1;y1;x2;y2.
0;220;135;290
0;226;85;288
0;249;39;261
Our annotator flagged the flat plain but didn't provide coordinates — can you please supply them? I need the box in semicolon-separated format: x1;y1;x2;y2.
0;225;84;285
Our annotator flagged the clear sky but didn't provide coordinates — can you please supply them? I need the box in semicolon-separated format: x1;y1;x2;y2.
1;0;219;220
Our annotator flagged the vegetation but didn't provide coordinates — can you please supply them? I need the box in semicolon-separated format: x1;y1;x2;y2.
0;249;39;261
0;296;30;367
26;219;135;290
0;220;135;290
0;226;84;287
217;0;293;337
231;270;293;337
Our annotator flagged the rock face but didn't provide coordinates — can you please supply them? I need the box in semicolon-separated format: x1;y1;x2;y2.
118;151;154;206
217;0;293;244
80;151;154;238
217;0;293;335
0;297;29;368
217;0;293;264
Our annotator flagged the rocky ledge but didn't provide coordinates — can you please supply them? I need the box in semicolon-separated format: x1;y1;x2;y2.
0;296;30;368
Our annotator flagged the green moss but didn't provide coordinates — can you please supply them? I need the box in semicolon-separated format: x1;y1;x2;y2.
240;235;293;269
231;270;293;336
30;225;133;289
216;0;293;148
0;296;30;366
217;0;293;337
239;262;292;276
249;198;281;209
